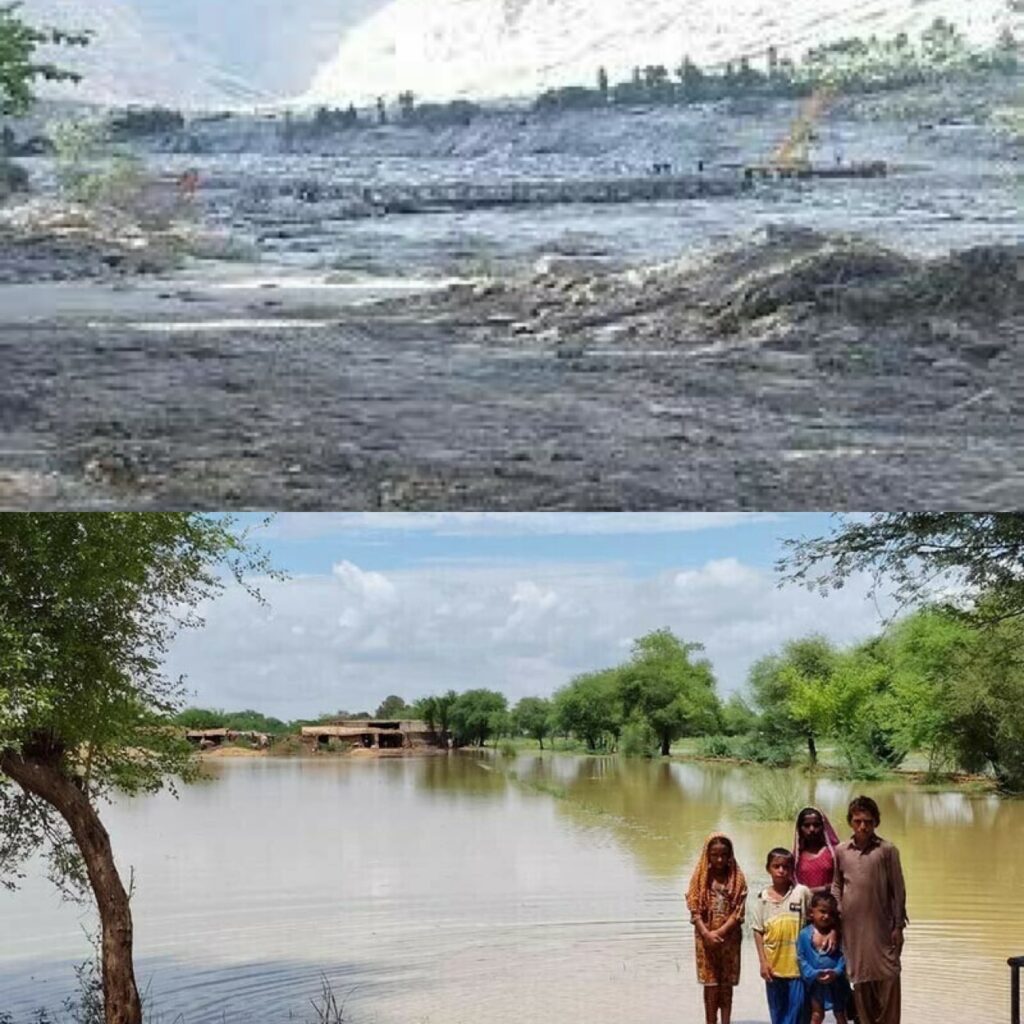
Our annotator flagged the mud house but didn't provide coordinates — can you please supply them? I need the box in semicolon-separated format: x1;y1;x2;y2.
300;719;438;751
185;728;271;749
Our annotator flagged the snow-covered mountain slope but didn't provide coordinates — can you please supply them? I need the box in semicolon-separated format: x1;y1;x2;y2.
20;0;267;108
129;0;389;97
301;0;1022;105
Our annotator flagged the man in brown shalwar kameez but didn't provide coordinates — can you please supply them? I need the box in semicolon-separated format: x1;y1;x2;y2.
832;795;908;1024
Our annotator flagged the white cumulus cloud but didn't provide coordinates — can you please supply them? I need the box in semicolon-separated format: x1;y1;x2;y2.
166;555;892;720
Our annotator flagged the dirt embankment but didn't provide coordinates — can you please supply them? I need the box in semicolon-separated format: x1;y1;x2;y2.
198;745;268;758
1;225;1021;508
404;223;1021;358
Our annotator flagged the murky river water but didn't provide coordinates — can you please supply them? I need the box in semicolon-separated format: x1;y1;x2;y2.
1;755;1021;1023
24;102;1020;290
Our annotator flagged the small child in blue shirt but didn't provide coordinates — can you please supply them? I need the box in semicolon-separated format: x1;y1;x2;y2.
797;891;851;1024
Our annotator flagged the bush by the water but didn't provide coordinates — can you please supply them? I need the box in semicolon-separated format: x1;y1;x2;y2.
620;718;658;758
48;118;180;230
741;771;806;822
739;731;797;767
697;734;740;759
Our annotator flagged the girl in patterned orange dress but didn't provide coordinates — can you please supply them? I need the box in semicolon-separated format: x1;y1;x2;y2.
686;832;748;1024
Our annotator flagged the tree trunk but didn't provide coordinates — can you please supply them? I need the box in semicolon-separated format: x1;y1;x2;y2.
0;749;143;1024
661;734;672;757
807;733;818;767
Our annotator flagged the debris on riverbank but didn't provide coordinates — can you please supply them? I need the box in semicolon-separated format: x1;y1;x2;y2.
0;198;256;283
394;223;1023;371
1;226;1021;510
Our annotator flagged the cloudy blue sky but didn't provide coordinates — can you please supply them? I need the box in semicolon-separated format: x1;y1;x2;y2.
166;513;893;720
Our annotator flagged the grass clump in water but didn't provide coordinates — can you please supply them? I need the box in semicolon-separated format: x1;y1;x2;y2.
740;771;806;822
308;975;351;1024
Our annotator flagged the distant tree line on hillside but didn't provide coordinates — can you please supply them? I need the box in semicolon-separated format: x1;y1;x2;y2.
534;18;1020;112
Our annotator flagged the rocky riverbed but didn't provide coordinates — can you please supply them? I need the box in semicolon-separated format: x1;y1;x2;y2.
1;73;1021;509
0;204;1020;508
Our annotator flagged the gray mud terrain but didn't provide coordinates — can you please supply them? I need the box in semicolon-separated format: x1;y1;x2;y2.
1;223;1021;509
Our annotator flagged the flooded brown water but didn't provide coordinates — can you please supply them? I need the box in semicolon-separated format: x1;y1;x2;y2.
1;754;1020;1022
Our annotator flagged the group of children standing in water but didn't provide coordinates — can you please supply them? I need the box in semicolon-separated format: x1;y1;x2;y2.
686;796;908;1024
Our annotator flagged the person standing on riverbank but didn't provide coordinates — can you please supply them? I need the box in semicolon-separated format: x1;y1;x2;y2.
832;795;908;1024
751;848;812;1024
792;806;840;895
686;832;747;1024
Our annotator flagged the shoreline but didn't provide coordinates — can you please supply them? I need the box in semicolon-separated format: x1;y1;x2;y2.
198;741;1001;793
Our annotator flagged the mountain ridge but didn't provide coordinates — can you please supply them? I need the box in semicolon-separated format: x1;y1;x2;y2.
301;0;1021;105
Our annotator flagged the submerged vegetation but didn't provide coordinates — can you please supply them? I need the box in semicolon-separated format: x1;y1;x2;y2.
740;772;806;822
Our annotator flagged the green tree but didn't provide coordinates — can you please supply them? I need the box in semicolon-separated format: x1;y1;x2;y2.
776;635;838;766
449;688;507;747
874;607;969;775
0;3;90;115
175;707;226;729
375;694;409;718
780;513;1024;624
941;608;1024;790
221;709;287;734
747;635;837;766
552;668;622;751
413;688;457;747
618;629;720;756
512;696;553;749
0;513;272;1024
597;65;609;97
786;640;903;773
719;692;757;735
878;598;1024;790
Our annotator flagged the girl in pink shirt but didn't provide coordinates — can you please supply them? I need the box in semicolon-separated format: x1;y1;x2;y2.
792;806;840;894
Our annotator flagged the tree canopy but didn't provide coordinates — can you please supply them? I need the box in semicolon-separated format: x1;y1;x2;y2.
552;668;623;752
0;513;272;1024
512;696;553;749
375;694;409;719
780;513;1024;622
448;688;507;747
747;635;837;766
0;3;91;116
618;629;719;756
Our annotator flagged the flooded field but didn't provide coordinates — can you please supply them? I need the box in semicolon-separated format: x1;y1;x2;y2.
1;755;1020;1023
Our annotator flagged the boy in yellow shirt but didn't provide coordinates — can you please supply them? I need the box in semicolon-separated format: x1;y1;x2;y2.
751;848;811;1024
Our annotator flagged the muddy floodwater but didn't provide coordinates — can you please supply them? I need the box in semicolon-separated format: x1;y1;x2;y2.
0;755;1020;1022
